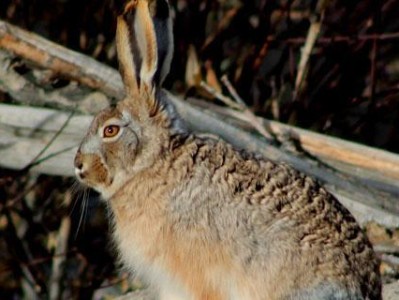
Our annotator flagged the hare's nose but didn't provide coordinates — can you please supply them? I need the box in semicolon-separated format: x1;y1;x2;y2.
74;152;84;170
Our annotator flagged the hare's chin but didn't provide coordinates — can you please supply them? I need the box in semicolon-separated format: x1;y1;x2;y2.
74;167;85;181
74;168;92;187
74;168;113;198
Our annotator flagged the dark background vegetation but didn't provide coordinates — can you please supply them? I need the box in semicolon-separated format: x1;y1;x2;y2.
1;0;398;299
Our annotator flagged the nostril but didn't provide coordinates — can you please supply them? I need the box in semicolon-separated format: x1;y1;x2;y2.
74;153;84;170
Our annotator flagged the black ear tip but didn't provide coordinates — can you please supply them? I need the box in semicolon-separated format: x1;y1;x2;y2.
114;0;170;18
114;0;140;16
153;0;170;18
113;0;127;15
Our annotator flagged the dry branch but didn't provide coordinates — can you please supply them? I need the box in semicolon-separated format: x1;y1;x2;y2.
49;191;72;300
1;20;399;228
294;15;321;98
0;103;90;176
0;19;121;99
383;281;399;300
0;51;109;113
188;99;399;189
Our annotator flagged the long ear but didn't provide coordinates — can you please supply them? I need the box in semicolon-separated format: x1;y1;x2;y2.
116;0;173;95
116;0;158;98
150;0;174;85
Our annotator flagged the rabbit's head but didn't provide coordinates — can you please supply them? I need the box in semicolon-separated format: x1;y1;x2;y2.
74;0;176;199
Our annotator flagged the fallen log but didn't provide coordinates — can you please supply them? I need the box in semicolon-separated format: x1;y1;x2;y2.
0;19;121;99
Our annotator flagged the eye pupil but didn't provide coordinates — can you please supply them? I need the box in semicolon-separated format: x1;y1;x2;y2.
103;125;120;138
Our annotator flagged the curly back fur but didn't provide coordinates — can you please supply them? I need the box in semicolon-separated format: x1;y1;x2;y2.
75;1;381;299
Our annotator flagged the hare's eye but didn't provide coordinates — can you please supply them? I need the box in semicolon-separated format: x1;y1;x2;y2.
103;125;120;138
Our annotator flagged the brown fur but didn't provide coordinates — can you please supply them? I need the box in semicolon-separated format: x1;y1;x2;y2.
75;1;381;299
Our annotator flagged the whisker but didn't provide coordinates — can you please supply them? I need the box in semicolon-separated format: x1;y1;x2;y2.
69;181;83;218
69;181;81;196
74;187;89;239
83;192;89;231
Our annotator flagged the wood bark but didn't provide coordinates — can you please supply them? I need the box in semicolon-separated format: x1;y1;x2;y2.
0;19;121;98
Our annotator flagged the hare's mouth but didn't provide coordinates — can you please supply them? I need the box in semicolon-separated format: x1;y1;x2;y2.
75;167;87;182
74;166;114;192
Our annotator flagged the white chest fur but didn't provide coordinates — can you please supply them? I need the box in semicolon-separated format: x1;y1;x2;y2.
111;204;193;300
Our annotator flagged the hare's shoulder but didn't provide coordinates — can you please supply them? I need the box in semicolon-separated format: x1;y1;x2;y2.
177;134;329;206
173;134;363;236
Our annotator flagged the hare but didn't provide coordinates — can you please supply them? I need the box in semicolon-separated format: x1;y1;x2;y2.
74;0;381;299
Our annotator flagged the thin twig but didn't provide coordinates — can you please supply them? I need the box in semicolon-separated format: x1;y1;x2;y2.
97;273;129;290
201;79;273;140
368;36;378;112
220;75;273;140
3;210;40;299
264;31;399;45
0;250;78;276
202;6;241;50
368;1;381;116
199;81;242;110
374;244;399;254
26;145;78;169
381;254;399;267
22;109;76;173
1;182;37;212
220;75;246;106
294;16;322;99
49;191;72;300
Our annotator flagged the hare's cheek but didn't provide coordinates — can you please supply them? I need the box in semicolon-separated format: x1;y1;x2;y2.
122;137;139;162
90;158;111;187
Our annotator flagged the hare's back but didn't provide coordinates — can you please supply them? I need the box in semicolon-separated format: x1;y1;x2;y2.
171;135;381;298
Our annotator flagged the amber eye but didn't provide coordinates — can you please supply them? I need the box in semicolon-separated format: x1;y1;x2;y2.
103;125;120;138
